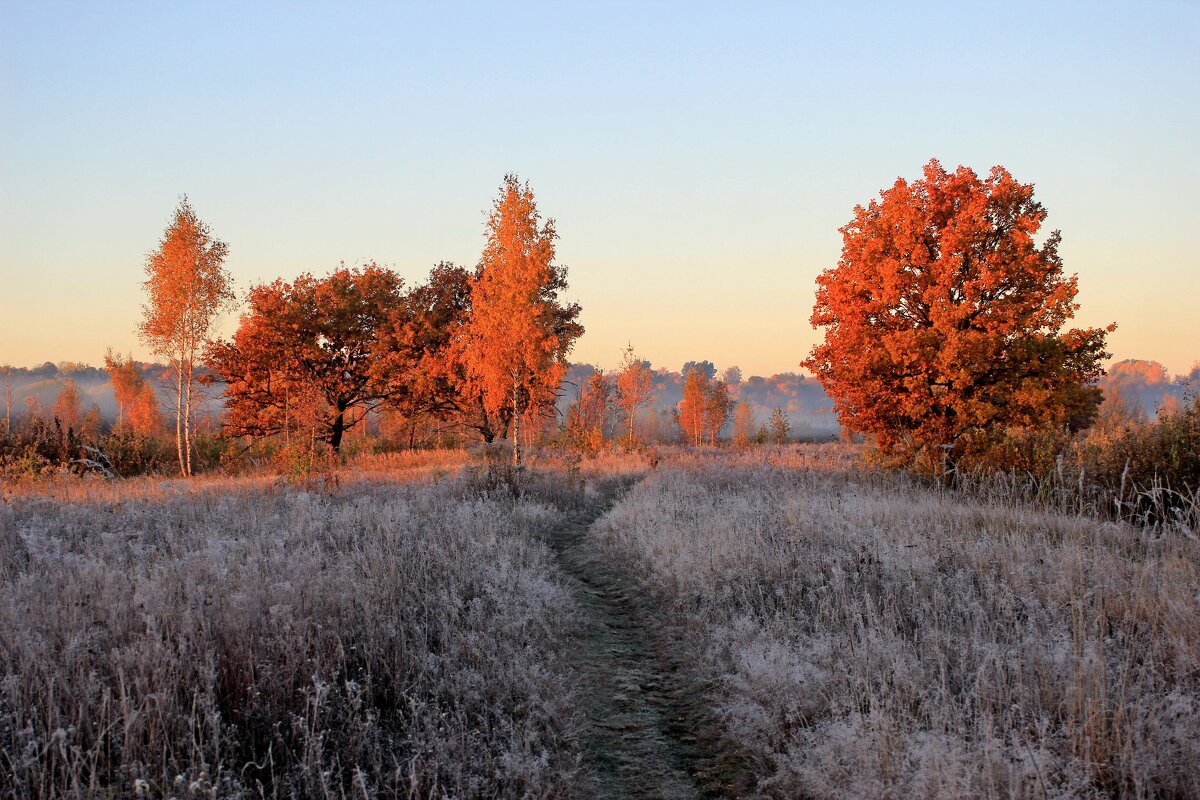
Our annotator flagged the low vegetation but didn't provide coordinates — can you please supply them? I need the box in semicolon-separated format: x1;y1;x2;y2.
0;459;589;798
591;447;1200;798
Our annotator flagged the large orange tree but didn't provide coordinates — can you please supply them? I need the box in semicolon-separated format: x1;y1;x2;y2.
804;160;1112;470
208;264;405;453
462;175;583;466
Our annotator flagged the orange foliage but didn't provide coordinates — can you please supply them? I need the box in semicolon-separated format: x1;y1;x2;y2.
805;160;1112;469
51;379;82;433
208;264;405;452
138;197;233;475
677;369;708;445
462;175;583;465
615;345;654;446
104;349;145;429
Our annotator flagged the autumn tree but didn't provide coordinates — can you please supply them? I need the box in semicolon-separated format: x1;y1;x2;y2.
462;175;583;466
732;401;756;448
371;262;503;443
52;379;83;433
676;367;709;445
104;349;145;429
804;160;1112;470
616;345;654;446
769;407;791;444
704;379;734;445
139;197;234;475
129;383;163;437
208;264;407;453
562;371;613;454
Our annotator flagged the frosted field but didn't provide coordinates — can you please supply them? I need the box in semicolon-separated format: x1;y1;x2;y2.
2;446;1197;799
591;450;1200;798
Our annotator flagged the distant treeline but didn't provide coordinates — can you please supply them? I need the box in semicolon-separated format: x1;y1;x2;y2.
3;357;1193;438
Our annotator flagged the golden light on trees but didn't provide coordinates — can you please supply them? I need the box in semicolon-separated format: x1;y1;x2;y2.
462;175;583;466
615;344;654;446
208;263;406;453
804;160;1113;471
138;197;233;476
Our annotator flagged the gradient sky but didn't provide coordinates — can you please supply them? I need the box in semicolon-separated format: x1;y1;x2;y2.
1;2;1197;377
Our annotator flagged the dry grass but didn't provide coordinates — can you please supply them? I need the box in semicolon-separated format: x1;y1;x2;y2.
0;471;585;798
591;446;1200;799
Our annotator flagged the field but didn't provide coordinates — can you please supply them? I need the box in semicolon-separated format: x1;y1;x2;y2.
2;446;1197;799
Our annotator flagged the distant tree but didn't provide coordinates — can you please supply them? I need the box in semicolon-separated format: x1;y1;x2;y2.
769;407;791;445
677;368;709;445
755;423;770;445
804;160;1111;470
462;175;583;466
682;360;716;381
138;197;234;475
562;371;613;454
616;344;655;446
732;401;755;448
208;264;405;453
129;383;163;437
104;349;145;429
52;379;83;433
703;379;734;445
721;365;743;385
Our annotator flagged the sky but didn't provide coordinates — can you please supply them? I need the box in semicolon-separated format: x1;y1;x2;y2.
1;1;1197;377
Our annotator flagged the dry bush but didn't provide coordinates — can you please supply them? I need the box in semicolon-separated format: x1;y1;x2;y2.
0;474;583;798
591;448;1200;799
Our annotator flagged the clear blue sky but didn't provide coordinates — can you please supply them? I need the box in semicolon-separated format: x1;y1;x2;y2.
1;1;1197;376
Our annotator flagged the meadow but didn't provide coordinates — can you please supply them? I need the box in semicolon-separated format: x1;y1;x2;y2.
1;446;1197;799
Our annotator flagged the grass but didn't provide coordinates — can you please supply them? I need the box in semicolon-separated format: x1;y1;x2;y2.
2;443;1196;798
590;448;1200;798
0;467;586;798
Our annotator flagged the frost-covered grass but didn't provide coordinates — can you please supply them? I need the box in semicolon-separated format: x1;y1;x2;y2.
0;473;586;799
592;448;1200;799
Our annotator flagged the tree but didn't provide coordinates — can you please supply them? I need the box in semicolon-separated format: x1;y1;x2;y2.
129;383;163;437
732;401;756;448
104;349;145;430
682;360;716;381
676;368;709;445
208;264;406;453
562;371;613;454
371;262;504;444
52;379;83;433
139;197;234;475
722;365;743;385
703;378;734;444
769;407;791;444
616;344;654;446
804;160;1112;470
462;175;583;466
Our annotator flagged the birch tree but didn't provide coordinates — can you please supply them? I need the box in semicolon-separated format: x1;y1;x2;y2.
138;197;233;476
463;175;582;466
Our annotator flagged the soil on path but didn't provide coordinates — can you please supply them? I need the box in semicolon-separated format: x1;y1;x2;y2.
547;488;754;799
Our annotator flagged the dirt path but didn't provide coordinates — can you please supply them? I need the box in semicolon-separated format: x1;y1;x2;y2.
547;490;752;799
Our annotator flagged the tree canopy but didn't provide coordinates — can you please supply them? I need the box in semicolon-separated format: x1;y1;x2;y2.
462;174;583;465
208;263;405;452
804;160;1112;469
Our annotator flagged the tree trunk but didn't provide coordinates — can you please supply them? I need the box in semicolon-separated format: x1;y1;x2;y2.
174;358;186;476
329;409;346;453
183;351;193;476
511;376;521;467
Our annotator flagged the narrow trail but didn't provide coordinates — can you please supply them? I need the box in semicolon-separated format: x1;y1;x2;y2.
546;486;753;799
